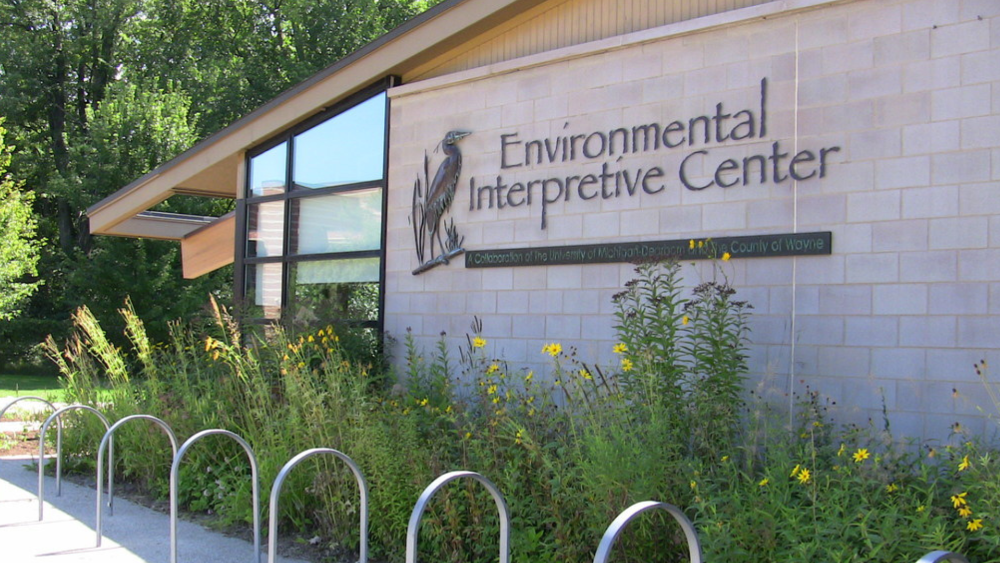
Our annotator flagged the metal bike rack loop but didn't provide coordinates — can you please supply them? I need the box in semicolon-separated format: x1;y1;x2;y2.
267;448;369;563
96;414;179;546
170;429;262;563
916;551;971;563
593;501;703;563
0;396;61;478
37;404;112;521
406;470;510;563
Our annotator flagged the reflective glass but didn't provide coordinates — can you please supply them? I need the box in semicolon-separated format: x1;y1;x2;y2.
246;201;285;257
244;263;283;320
249;142;287;197
289;258;380;323
290;188;382;255
292;93;386;189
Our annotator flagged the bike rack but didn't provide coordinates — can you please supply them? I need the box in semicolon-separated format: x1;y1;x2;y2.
95;414;179;546
406;470;510;563
37;404;111;521
170;428;261;563
0;396;61;479
593;501;703;563
267;448;369;563
916;551;971;563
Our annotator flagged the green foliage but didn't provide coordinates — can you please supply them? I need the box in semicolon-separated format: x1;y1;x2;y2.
0;119;42;321
44;265;1000;563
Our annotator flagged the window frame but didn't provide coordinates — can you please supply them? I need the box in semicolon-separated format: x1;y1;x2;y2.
235;77;396;332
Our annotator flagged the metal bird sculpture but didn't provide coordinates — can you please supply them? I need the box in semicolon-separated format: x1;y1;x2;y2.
423;130;470;262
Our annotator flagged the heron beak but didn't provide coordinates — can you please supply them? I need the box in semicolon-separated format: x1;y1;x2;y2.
453;130;472;141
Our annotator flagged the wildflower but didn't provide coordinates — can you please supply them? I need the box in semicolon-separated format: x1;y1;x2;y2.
445;405;453;414
212;350;220;361
525;371;534;382
542;343;562;357
790;464;801;477
464;432;472;440
959;506;973;518
917;505;926;513
682;315;690;326
621;358;634;372
579;369;592;380
837;443;846;457
689;239;695;249
698;240;704;248
951;492;968;508
886;483;899;493
721;455;729;462
690;480;697;490
721;252;732;261
204;337;214;352
486;363;500;375
283;354;290;361
967;519;983;532
308;335;314;342
613;343;628;354
797;468;811;484
419;398;429;407
487;384;498;395
528;408;536;417
492;396;500;404
959;455;971;471
515;429;523;445
853;448;870;463
758;478;769;487
472;336;487;349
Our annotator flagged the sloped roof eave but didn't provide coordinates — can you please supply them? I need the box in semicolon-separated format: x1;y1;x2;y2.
86;0;545;235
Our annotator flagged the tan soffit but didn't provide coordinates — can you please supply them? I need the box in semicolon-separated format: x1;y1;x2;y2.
104;211;216;240
181;213;237;279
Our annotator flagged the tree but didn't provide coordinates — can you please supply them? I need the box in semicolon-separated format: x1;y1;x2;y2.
0;118;43;321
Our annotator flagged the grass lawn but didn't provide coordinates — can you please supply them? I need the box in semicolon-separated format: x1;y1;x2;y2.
0;373;64;401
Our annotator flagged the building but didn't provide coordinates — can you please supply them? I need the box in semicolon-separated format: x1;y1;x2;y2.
87;0;1000;441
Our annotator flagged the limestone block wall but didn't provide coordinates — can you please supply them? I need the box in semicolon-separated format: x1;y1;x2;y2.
384;0;1000;441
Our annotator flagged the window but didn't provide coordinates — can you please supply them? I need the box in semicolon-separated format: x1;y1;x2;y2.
237;81;392;332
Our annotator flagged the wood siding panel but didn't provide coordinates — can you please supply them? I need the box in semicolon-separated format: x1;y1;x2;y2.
406;0;773;81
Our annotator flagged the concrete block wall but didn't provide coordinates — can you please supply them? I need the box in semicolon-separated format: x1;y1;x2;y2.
385;0;1000;442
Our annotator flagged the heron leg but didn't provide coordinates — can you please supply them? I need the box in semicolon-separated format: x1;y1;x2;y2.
435;229;449;264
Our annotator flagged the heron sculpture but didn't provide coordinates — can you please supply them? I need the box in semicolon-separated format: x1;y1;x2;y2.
424;130;470;261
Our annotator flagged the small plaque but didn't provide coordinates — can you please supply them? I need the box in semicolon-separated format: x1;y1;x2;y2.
466;232;831;268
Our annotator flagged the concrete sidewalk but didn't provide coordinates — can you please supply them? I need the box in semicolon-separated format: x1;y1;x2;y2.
0;457;311;563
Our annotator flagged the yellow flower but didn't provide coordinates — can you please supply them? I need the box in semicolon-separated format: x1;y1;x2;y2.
916;505;926;513
721;455;729;462
853;448;870;463
579;369;592;380
515;429;523;445
308;335;314;342
790;464;801;477
419;398;429;407
758;478;769;487
689;239;695;249
958;506;973;518
689;480;697;490
698;240;704;248
464;432;472;440
613;343;628;354
951;492;968;508
525;371;534;382
837;443;846;457
486;363;500;375
542;343;562;357
721;252;731;261
204;337;214;352
797;468;811;484
492;396;500;404
487;384;498;395
472;336;487;348
682;315;690;326
886;483;899;493
621;358;634;372
959;455;971;471
967;519;983;532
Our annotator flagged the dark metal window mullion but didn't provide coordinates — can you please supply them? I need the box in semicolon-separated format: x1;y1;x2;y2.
376;78;397;335
281;133;296;325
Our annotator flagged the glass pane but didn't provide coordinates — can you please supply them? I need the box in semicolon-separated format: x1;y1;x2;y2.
249;142;287;197
292;93;386;190
290;188;383;255
289;258;380;323
246;201;285;257
244;263;283;320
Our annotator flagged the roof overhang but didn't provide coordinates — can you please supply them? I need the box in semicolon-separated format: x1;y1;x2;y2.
86;0;548;242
